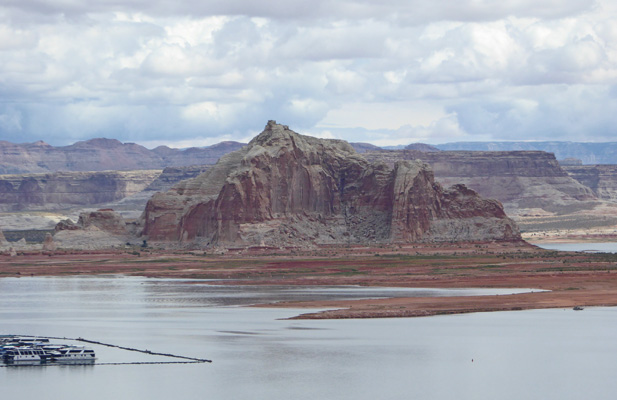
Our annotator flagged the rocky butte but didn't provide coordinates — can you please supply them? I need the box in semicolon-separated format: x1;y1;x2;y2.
141;121;520;248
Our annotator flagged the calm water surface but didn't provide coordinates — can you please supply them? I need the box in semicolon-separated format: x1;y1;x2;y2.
1;276;615;399
533;241;617;253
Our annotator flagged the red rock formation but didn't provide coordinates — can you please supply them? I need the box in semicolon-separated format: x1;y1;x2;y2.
141;121;520;247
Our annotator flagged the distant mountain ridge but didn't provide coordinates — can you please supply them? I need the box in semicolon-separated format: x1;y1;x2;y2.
405;143;440;152
0;139;247;174
0;138;387;173
2;137;617;174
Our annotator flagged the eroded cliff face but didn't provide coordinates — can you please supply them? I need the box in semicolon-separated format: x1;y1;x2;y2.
141;121;520;247
143;165;212;193
564;165;617;202
363;150;598;215
0;170;161;211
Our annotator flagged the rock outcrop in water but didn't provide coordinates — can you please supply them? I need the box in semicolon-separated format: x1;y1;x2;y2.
141;121;520;247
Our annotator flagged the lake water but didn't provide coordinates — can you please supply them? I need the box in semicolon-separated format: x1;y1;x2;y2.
1;276;616;400
533;241;617;253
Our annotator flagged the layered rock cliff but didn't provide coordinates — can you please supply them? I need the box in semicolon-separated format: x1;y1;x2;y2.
0;170;162;211
363;150;598;215
141;121;520;247
436;141;617;164
564;165;617;202
143;165;212;193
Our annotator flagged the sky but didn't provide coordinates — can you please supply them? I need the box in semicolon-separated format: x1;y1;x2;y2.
1;0;617;148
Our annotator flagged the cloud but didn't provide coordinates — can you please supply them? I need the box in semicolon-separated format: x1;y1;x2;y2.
2;0;596;22
0;0;615;146
307;113;476;147
449;85;617;141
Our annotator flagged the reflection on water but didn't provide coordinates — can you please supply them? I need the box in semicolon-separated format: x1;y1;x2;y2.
0;276;539;310
1;276;616;400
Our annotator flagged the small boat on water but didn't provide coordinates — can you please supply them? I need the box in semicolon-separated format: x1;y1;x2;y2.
0;336;49;347
48;346;97;362
1;336;50;355
3;347;51;363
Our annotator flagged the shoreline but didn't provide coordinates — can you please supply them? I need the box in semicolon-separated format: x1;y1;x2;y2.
266;290;614;319
1;241;617;319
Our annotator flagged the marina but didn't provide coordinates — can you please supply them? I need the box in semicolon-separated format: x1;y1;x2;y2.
1;336;95;365
1;334;211;367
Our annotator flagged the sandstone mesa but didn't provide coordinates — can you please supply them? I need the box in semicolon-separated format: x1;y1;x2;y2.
140;121;520;248
363;149;597;216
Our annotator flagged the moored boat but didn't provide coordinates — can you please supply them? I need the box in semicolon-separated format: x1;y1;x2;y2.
49;346;97;362
1;336;97;365
2;346;51;363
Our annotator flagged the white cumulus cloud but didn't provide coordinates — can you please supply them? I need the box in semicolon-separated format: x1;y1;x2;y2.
0;0;615;147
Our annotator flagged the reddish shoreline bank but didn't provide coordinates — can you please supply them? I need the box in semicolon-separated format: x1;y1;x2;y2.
1;241;616;319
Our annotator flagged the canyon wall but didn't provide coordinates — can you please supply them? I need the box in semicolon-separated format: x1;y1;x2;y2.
143;165;212;193
363;150;598;215
0;170;162;211
0;164;219;212
564;165;617;202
